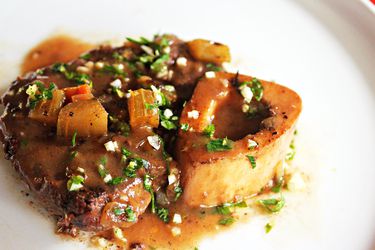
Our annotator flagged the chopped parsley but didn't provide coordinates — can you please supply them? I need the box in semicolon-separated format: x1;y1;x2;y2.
174;185;183;201
150;54;169;74
180;123;190;132
26;81;56;109
126;37;151;45
160;114;178;130
35;69;44;75
69;151;78;160
143;174;156;213
52;63;92;86
247;155;256;169
67;175;84;191
265;222;273;233
108;176;124;185
206;137;233;152
285;140;296;161
206;63;222;72
203;124;215;138
156;207;169;223
113;206;136;222
97;156;113;184
100;64;126;77
215;201;247;215
80;53;91;60
258;196;285;213
71;131;77;147
240;78;264;101
121;146;132;160
218;217;235;226
123;158;147;178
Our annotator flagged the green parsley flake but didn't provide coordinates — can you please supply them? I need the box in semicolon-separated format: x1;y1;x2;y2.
150;54;169;74
108;176;124;185
265;222;273;233
52;63;93;86
240;78;264;101
69;151;78;160
206;137;233;152
174;185;183;201
203;124;215;138
113;206;136;222
71;131;77;147
247;155;256;169
100;64;126;77
126;37;151;46
80;53;91;60
285;140;296;161
67;175;85;191
218;217;235;226
156;207;169;223
180;123;190;132
27;81;57;109
258;196;285;213
143;174;156;213
215;201;247;215
206;63;222;72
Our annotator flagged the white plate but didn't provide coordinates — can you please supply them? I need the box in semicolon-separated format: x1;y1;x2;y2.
0;0;375;249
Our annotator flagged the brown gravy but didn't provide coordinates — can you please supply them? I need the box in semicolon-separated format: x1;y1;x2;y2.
21;34;94;75
20;35;268;250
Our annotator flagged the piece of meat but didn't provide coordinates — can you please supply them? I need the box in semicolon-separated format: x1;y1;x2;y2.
0;34;205;234
176;72;302;207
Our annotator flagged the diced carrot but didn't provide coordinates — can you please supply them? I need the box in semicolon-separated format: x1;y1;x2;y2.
72;93;94;102
63;84;91;102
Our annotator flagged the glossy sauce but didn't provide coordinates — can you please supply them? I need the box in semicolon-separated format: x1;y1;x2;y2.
21;35;94;75
19;35;270;250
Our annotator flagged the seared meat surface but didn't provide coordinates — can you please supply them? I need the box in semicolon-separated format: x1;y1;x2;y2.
0;34;211;235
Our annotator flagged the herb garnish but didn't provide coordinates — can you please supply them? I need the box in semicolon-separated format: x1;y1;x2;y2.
26;81;56;109
206;137;233;152
206;63;222;72
80;53;91;60
113;206;136;222
239;78;264;101
126;37;151;46
124;158;147;178
67;175;85;191
246;155;256;169
143;174;156;213
203;124;215;138
71;131;77;147
285;140;296;161
180;123;190;132
258;196;285;213
265;222;273;233
174;185;183;201
69;151;78;160
52;63;93;86
100;64;126;77
156;207;169;223
218;217;235;226
215;201;247;215
108;176;124;186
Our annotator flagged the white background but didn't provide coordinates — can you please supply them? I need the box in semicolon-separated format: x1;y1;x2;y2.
0;0;374;249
